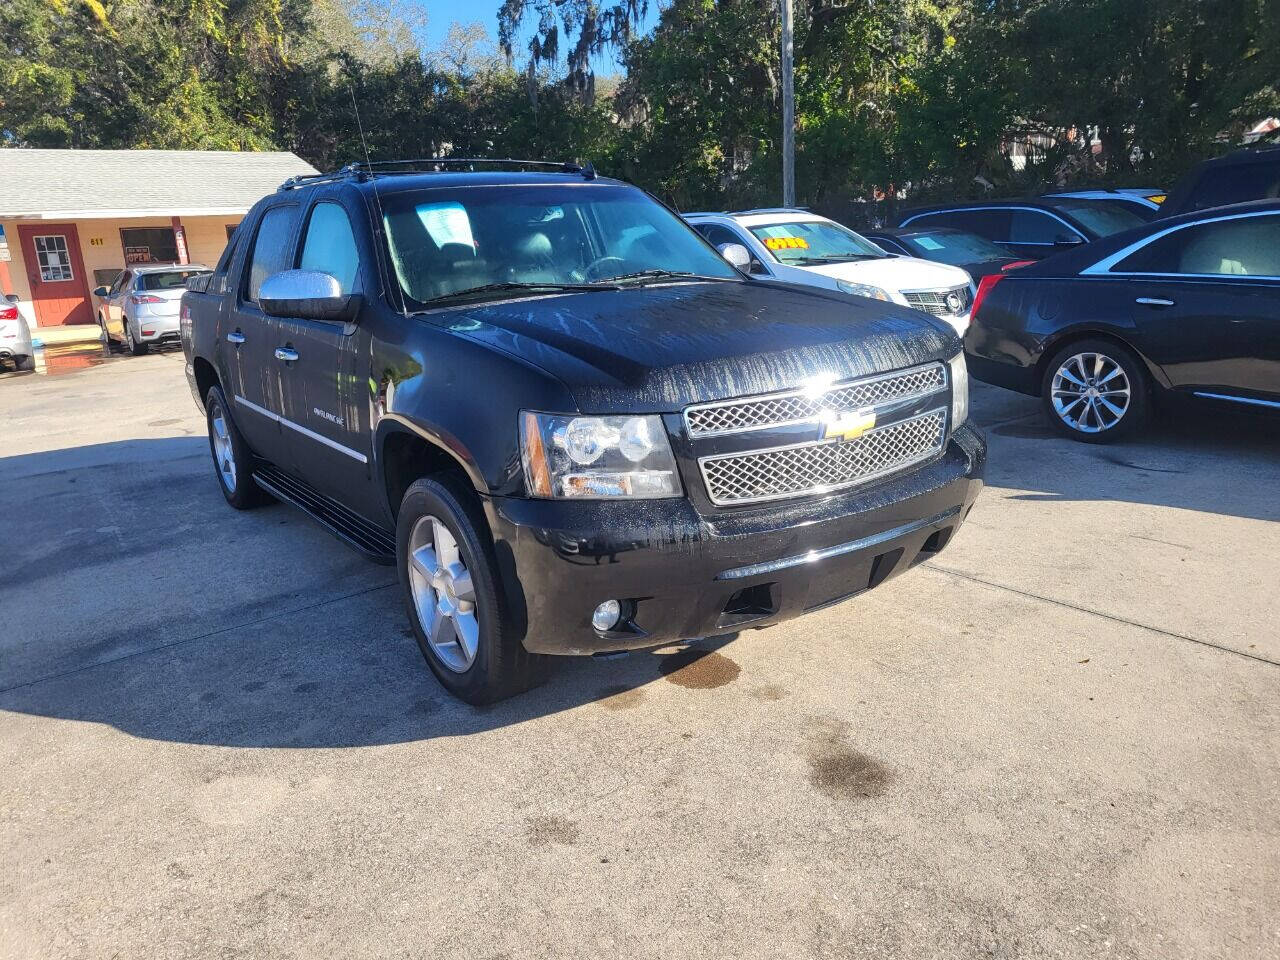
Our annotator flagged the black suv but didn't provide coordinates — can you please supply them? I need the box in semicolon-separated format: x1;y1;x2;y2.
897;198;1149;260
1159;145;1280;218
182;160;985;703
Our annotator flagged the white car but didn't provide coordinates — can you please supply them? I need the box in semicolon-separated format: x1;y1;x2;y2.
1;294;33;370
94;263;211;355
685;209;975;336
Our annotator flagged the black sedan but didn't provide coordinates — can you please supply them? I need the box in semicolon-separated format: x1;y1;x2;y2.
863;226;1027;281
896;197;1150;260
964;199;1280;442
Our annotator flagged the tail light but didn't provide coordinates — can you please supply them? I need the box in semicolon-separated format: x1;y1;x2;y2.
0;305;17;322
970;273;1006;323
130;294;164;305
1001;260;1035;271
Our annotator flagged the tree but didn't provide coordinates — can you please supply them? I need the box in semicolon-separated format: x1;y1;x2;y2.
498;0;648;102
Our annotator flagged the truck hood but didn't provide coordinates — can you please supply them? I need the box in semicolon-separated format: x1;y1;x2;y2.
798;255;973;291
438;280;959;412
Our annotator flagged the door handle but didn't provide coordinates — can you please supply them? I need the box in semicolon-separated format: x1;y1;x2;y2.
1136;297;1175;307
274;346;299;362
226;330;246;344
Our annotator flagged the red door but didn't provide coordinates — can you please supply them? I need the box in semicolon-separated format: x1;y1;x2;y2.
17;223;94;326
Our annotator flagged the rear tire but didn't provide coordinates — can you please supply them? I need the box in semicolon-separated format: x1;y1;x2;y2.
397;474;550;704
1042;339;1149;443
205;385;270;509
126;322;148;356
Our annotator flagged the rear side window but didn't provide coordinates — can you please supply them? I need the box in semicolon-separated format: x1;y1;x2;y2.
245;205;299;302
909;209;1012;243
299;202;361;294
870;236;911;256
1009;210;1068;244
211;227;242;295
1113;214;1280;276
1186;163;1280;212
695;223;749;249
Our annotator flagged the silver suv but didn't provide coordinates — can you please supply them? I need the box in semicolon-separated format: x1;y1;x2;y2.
94;264;210;355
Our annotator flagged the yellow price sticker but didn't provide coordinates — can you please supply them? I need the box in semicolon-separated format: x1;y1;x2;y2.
764;236;809;250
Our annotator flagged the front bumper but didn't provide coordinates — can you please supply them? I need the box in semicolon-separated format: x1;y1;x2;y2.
487;423;986;655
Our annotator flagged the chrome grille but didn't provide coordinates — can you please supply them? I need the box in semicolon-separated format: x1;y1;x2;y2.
699;409;948;506
903;285;972;318
684;363;946;437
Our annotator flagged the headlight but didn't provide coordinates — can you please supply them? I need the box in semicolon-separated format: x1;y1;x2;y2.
948;351;969;430
836;280;892;301
520;412;682;499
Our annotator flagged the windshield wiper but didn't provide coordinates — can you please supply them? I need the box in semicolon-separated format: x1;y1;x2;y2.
792;254;883;265
420;280;609;305
595;269;725;286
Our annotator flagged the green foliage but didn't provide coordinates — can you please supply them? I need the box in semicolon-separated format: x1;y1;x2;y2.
1;0;1276;215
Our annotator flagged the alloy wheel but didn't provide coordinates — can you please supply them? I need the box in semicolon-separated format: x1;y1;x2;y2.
1050;351;1131;434
408;515;480;673
209;397;237;493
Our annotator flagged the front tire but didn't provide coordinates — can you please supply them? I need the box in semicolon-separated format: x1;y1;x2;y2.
205;385;270;509
1042;339;1149;443
397;475;550;704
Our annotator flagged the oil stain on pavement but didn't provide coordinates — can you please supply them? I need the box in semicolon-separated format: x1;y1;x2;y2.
525;815;580;846
808;721;893;801
595;685;646;710
658;648;741;689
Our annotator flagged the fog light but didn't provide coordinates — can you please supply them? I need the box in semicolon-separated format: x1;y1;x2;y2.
592;599;623;632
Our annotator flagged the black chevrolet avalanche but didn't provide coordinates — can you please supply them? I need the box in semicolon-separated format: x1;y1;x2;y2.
182;162;985;703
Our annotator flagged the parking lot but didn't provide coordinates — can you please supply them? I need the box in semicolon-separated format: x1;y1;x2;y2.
2;350;1278;959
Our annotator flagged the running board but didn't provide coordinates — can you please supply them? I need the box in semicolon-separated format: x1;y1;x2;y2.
253;464;396;564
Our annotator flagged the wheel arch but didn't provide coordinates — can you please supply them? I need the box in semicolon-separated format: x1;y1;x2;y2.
1033;328;1170;393
192;356;220;408
376;417;488;525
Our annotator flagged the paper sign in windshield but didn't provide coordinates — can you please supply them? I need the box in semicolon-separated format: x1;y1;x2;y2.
763;236;809;250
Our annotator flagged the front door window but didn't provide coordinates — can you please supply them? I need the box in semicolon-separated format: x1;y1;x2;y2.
35;235;74;281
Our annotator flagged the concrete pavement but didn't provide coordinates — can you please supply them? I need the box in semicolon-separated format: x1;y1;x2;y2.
1;351;1277;959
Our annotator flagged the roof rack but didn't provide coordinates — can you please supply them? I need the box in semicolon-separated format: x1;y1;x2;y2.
730;206;812;216
280;158;597;190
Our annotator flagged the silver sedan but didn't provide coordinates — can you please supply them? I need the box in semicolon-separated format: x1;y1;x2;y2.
94;264;210;355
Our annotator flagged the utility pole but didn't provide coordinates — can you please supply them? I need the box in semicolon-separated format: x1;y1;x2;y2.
780;0;795;208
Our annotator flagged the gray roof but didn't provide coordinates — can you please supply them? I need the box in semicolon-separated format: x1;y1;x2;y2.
0;149;318;219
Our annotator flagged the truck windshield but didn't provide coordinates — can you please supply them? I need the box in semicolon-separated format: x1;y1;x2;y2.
380;183;738;306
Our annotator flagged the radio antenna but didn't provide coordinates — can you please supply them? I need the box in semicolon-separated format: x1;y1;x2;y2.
348;81;404;317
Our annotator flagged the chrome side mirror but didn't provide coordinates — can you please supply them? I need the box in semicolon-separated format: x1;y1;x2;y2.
717;242;752;271
258;270;361;322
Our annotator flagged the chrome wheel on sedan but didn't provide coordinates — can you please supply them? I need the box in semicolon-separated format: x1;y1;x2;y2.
208;395;237;493
408;515;480;673
1050;351;1131;434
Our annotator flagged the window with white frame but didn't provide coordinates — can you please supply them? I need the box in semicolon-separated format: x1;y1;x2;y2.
35;235;74;282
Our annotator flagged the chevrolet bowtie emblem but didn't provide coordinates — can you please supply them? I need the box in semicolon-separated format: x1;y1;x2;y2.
821;408;876;442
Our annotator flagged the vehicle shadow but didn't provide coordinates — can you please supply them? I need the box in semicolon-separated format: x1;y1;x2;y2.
0;614;741;749
0;437;744;749
971;382;1280;523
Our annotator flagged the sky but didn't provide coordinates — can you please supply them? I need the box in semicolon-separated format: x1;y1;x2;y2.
421;0;660;76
